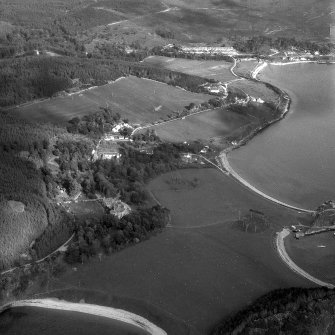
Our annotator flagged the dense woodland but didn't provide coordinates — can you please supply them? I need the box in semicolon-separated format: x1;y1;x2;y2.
212;287;335;335
65;205;170;264
66;107;122;138
0;103;206;271
0;113;69;269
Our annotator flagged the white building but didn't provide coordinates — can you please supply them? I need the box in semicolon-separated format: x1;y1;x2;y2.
180;46;238;56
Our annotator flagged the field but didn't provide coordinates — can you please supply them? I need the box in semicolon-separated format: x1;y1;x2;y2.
230;79;280;103
285;232;335;283
144;56;236;83
65;201;105;218
13;76;211;124
139;108;251;143
43;168;310;334
234;60;258;78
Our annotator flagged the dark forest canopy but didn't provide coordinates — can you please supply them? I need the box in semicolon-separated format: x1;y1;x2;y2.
0;112;70;269
212;287;335;335
0;56;208;107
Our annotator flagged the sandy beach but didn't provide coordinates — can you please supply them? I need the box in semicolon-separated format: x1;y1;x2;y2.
0;299;167;335
276;229;334;288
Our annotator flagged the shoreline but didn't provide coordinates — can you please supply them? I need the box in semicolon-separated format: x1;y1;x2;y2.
219;152;313;213
218;60;314;213
0;298;167;335
275;229;334;288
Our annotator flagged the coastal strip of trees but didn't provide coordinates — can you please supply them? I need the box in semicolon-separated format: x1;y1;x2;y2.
212;287;335;335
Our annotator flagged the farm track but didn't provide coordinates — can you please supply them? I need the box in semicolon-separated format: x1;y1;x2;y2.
107;6;178;26
0;234;74;276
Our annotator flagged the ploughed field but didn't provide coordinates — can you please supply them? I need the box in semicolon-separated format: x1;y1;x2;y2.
13;76;211;124
47;168;310;335
285;232;335;284
139;108;251;143
144;56;236;83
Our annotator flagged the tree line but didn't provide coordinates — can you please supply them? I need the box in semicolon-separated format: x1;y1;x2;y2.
0;55;208;107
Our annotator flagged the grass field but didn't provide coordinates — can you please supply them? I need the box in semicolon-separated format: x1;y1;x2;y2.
285;232;335;284
13;76;211;124
139;108;251;143
44;168;310;334
234;60;258;78
230;79;280;104
144;56;236;83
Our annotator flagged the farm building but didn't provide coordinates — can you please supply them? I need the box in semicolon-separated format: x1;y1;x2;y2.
96;141;121;160
250;97;264;104
180;46;238;56
201;82;227;96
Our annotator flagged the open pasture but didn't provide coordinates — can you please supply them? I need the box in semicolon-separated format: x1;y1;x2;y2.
230;79;280;103
285;232;335;284
234;60;258;78
13;76;211;124
50;168;310;334
139;108;251;143
144;56;236;83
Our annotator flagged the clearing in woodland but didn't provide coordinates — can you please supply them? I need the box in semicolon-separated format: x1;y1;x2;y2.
13;76;211;124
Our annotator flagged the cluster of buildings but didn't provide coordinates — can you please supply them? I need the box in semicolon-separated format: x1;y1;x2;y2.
281;50;320;62
92;122;135;161
180;46;238;56
162;44;238;56
93;141;121;161
201;82;228;96
250;97;264;104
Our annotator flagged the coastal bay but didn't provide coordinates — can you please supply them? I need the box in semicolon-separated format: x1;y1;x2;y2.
228;63;335;209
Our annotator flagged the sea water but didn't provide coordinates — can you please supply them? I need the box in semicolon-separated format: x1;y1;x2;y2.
228;63;335;210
